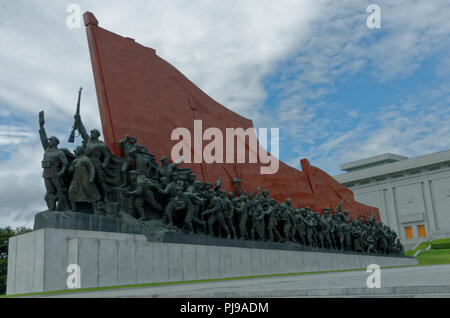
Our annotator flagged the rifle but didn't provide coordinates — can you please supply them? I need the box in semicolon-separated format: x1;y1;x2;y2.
68;87;83;143
334;196;346;213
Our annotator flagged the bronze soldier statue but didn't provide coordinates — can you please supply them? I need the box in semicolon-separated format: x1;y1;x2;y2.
202;189;231;239
303;207;317;247
321;208;334;249
118;134;139;186
160;181;194;228
315;213;325;248
74;114;111;202
265;199;282;242
134;145;156;177
128;170;162;220
235;194;249;240
39;111;70;211
68;145;101;213
181;183;206;234
221;191;237;239
343;210;353;251
253;201;266;241
364;229;377;254
279;199;294;242
294;208;307;245
334;217;347;251
156;156;181;181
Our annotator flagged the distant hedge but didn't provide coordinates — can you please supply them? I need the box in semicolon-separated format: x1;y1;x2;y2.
1;227;32;294
431;242;450;250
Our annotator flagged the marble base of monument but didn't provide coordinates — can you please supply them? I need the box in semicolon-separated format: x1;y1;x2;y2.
7;226;418;295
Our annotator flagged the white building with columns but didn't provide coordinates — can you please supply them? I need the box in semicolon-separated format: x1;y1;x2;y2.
333;150;450;248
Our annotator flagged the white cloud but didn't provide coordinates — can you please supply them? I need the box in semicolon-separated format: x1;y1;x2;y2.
0;125;34;145
257;0;450;173
0;142;46;228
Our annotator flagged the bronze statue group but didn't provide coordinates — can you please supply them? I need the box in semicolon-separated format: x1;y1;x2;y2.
39;111;404;256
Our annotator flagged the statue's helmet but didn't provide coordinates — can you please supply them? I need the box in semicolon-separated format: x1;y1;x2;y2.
90;129;101;138
129;170;138;180
139;145;148;153
161;156;168;164
48;136;59;145
160;176;169;184
74;145;84;155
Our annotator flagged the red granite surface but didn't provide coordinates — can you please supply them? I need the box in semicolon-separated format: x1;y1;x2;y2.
83;12;379;221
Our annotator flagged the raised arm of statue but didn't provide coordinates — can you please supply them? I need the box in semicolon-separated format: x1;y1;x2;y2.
232;178;242;195
118;134;129;147
38;111;49;150
213;178;221;192
75;114;89;143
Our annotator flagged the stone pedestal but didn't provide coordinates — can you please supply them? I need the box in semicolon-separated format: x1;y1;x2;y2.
7;228;418;295
34;210;172;242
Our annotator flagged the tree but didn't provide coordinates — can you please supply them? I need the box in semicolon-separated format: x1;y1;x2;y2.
0;227;32;294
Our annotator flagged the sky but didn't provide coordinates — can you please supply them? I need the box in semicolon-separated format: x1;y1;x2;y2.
0;0;449;228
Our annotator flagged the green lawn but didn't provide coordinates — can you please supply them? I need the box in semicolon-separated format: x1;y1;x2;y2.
416;248;450;265
405;241;431;256
405;238;450;265
431;238;450;245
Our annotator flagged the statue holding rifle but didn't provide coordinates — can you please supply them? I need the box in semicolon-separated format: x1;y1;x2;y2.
71;90;112;202
68;87;83;144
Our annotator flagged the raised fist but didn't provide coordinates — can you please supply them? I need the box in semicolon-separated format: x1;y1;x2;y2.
39;111;45;128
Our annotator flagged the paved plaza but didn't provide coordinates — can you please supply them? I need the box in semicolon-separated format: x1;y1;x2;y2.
30;264;450;298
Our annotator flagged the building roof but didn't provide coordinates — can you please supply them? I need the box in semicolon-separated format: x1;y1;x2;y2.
340;153;408;172
334;149;450;185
